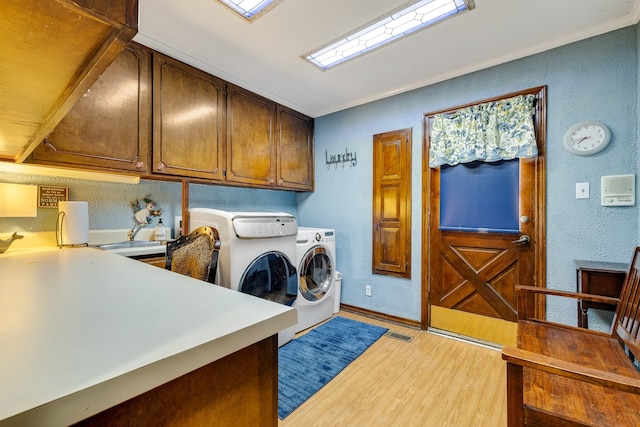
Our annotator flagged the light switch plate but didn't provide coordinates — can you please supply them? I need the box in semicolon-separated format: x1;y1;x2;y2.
576;182;589;199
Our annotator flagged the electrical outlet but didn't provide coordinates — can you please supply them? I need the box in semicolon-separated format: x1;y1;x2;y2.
365;285;372;296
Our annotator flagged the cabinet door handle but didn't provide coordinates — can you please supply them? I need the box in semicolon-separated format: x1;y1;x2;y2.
42;138;57;152
133;157;144;169
156;161;167;171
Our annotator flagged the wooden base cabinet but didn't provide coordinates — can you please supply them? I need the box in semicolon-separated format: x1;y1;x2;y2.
30;42;151;173
75;336;278;427
152;53;226;181
132;254;166;268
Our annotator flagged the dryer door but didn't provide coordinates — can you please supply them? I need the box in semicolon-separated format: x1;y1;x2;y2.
299;246;334;302
239;251;298;306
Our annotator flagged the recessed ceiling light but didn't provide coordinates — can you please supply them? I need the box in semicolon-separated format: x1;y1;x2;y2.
217;0;282;21
304;0;474;70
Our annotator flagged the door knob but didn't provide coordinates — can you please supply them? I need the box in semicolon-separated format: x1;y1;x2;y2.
512;235;530;245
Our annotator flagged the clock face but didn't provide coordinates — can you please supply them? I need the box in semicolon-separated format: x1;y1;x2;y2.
563;121;611;156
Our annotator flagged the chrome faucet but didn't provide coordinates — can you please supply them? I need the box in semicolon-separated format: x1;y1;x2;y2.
127;223;146;241
128;195;161;241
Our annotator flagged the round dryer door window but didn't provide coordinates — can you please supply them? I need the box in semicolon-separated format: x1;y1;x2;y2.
239;251;298;306
299;246;333;302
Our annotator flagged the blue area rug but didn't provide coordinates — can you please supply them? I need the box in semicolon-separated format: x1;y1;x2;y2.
278;316;388;419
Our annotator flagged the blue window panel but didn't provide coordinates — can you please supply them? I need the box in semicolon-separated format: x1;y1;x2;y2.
440;160;520;234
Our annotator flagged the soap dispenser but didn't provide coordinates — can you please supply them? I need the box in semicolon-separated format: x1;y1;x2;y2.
155;218;166;242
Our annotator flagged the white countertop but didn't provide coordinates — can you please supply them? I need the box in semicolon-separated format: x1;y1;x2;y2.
0;247;296;426
2;229;169;257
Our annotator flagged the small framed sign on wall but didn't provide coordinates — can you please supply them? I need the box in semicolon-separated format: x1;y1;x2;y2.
38;186;68;208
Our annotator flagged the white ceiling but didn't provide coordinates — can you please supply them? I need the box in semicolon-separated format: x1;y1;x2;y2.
134;0;640;118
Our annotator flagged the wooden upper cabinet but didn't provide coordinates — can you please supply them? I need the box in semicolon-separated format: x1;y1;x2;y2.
226;84;277;186
31;42;151;173
152;54;226;181
21;36;314;190
277;105;314;191
1;0;138;163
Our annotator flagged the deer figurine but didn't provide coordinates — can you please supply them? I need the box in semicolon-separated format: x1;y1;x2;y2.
0;232;24;254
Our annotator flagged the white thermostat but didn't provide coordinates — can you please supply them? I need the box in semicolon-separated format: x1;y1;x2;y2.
601;174;635;206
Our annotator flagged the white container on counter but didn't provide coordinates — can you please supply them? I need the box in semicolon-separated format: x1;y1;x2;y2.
57;201;89;246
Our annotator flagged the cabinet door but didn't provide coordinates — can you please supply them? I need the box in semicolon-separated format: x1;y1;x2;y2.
372;128;411;278
226;84;276;186
277;105;314;191
30;42;151;173
2;0;137;163
152;53;226;180
133;255;166;268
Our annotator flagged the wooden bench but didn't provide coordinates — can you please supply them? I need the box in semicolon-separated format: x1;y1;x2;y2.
501;247;640;426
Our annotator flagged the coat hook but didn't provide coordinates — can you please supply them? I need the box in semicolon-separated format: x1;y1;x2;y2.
325;148;357;170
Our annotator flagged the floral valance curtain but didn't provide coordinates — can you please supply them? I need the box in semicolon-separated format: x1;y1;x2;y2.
429;94;538;168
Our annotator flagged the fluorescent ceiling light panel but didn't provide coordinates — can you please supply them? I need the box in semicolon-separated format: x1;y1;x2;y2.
217;0;281;20
305;0;474;70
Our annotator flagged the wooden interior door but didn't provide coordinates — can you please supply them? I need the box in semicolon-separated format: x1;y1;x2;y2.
372;128;412;279
422;87;546;346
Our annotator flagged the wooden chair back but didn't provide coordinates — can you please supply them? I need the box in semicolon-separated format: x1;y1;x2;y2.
165;226;221;284
614;247;640;363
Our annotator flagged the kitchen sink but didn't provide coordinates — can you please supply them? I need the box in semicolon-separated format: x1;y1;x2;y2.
96;241;164;250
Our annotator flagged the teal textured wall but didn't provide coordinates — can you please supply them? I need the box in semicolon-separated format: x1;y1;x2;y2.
0;174;297;236
298;25;639;328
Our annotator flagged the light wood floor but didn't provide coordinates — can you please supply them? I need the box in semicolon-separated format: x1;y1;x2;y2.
279;311;507;427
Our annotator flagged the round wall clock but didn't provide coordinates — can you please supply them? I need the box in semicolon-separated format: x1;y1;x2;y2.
563;120;611;156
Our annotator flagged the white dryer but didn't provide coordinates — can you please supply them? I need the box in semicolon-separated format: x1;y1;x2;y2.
293;227;337;332
189;208;299;346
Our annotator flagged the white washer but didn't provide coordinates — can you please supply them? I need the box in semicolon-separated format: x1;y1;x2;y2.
293;227;337;332
189;208;299;347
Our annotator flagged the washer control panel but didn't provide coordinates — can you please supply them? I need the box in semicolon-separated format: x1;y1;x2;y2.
233;216;298;238
315;230;335;243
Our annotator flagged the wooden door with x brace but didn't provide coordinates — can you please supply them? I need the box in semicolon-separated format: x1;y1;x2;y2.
422;86;547;345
